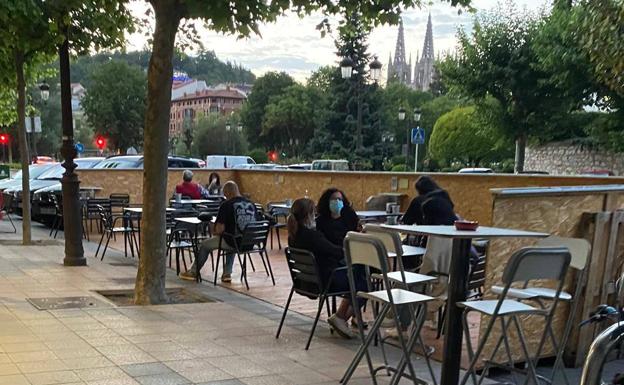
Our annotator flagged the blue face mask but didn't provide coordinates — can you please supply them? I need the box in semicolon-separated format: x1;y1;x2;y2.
329;199;344;215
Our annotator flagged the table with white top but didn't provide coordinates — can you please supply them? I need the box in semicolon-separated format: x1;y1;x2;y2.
356;210;403;220
169;198;222;206
381;224;549;385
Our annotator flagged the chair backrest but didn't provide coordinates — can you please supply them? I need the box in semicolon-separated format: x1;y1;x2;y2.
87;198;111;213
96;204;112;229
467;254;486;294
51;194;62;213
109;193;130;208
238;221;270;251
362;224;403;256
537;236;591;271
284;247;324;297
343;232;387;272
502;246;571;285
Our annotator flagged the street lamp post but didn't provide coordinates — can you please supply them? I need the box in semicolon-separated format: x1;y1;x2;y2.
225;121;232;154
398;106;422;171
413;107;422;172
340;55;382;150
58;24;86;266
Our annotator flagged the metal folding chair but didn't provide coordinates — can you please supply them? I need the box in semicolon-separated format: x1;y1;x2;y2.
341;232;434;385
459;246;571;385
276;247;351;350
490;236;591;385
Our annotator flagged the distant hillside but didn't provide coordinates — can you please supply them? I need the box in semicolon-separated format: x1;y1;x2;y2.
70;50;256;86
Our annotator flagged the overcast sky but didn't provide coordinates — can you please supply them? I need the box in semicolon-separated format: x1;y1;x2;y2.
126;0;548;82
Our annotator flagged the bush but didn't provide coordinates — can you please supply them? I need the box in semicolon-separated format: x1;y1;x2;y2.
248;148;268;163
391;164;410;172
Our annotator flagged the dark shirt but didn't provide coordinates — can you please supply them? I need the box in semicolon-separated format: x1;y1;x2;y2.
289;226;344;284
216;196;257;248
402;189;457;226
316;205;359;246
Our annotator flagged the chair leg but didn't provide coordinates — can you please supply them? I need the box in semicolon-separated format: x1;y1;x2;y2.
240;252;249;290
175;248;180;275
264;249;275;285
248;252;256;272
213;251;221;286
101;232;111;261
6;213;16;233
258;251;269;276
95;231;106;258
305;294;326;350
182;248;188;272
276;287;294;340
276;227;282;250
511;315;540;385
460;311;499;385
270;227;274;249
49;217;56;236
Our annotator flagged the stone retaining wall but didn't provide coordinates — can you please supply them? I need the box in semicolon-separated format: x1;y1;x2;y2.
525;142;624;176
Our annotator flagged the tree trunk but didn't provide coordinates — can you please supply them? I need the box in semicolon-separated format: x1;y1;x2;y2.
14;50;31;245
134;0;180;305
514;133;527;174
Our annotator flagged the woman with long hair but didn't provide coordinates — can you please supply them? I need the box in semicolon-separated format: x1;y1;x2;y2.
402;175;456;226
206;172;222;196
288;198;367;339
316;187;360;246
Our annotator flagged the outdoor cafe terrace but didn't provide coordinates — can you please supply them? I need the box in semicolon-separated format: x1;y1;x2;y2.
1;168;623;385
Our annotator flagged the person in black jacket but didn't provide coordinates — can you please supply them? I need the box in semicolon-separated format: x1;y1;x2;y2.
402;176;457;226
316;188;360;246
288;198;366;339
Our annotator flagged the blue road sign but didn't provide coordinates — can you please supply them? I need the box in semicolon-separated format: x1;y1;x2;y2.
75;143;84;153
411;127;425;145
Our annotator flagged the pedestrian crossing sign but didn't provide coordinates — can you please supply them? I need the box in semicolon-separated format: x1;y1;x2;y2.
411;127;425;145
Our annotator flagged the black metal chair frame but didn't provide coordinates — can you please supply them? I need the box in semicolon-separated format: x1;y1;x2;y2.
94;204;139;261
276;247;351;350
49;194;64;239
0;192;16;233
84;198;111;235
167;221;199;278
267;202;288;250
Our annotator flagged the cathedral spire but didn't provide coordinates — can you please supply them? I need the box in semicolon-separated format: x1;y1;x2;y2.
388;17;410;85
422;13;434;60
414;12;435;91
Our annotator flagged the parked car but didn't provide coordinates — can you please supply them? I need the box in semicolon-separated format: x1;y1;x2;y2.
251;163;278;170
288;163;312;170
311;159;349;171
32;156;56;164
92;155;201;169
458;167;494;174
206;155;256;169
32;157;103;223
0;163;57;192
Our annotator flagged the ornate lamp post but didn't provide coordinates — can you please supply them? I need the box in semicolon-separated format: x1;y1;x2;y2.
398;106;422;171
340;55;382;150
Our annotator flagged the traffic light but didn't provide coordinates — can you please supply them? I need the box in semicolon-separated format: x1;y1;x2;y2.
0;133;8;145
268;151;277;162
95;136;106;150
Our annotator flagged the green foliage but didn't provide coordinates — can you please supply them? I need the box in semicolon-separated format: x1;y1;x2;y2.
240;71;295;148
429;106;510;166
391;164;409;172
248;148;268;164
191;114;247;158
81;60;146;153
69;50;255;86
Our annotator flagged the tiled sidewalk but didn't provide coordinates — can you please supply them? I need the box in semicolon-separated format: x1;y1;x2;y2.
0;220;439;385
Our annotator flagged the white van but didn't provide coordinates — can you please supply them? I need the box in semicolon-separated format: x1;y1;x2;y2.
311;159;349;171
206;155;256;169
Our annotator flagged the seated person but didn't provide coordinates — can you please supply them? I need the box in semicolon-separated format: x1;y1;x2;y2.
288;198;367;339
180;181;256;282
206;172;223;196
175;169;209;200
402;175;457;227
316;188;360;246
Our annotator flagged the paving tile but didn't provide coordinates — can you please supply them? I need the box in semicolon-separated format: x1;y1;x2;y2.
195;381;245;385
75;367;130;381
17;359;68;373
0;374;30;385
106;352;157;366
147;350;195;362
239;375;293;385
53;347;103;360
0;362;20;375
62;357;115;370
25;370;81;385
134;372;190;385
9;349;57;362
2;341;48;352
85;378;140;385
177;369;233;384
120;363;172;377
203;356;270;378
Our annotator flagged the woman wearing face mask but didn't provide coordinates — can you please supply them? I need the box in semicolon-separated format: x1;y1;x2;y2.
316;188;360;246
287;198;367;338
206;172;222;196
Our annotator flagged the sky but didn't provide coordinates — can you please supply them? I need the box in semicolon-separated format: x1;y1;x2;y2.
126;0;548;82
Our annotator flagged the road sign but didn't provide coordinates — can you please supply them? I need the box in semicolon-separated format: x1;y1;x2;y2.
25;116;42;133
411;127;425;145
0;165;9;180
75;143;84;153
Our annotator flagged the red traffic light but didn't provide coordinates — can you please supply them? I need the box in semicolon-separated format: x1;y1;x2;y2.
0;134;8;145
95;136;106;150
268;151;278;162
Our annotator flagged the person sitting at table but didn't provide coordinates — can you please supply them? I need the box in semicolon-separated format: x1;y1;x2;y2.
402;175;457;227
316;188;360;246
206;172;222;196
180;181;256;282
288;198;367;339
175;170;209;200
